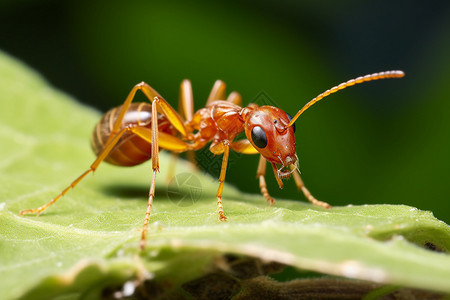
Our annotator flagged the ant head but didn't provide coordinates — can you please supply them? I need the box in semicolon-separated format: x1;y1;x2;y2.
242;70;404;189
244;106;297;168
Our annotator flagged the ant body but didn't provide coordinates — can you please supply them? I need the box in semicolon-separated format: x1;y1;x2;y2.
20;71;404;249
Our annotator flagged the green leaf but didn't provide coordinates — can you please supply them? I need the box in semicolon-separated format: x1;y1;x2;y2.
0;50;449;299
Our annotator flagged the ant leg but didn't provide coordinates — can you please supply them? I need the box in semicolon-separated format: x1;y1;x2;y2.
178;79;194;122
271;163;285;189
214;143;230;221
206;80;227;105
178;80;197;166
206;80;242;106
256;155;275;205
289;165;331;209
139;97;192;250
20;126;135;216
166;80;194;182
21;82;188;217
230;139;258;154
98;81;187;153
128;84;195;245
128;82;188;137
216;139;263;219
168;79;198;182
140;98;159;250
166;152;179;183
229;141;275;204
226;91;242;106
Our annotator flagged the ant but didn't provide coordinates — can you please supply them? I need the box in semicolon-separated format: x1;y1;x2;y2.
20;70;404;249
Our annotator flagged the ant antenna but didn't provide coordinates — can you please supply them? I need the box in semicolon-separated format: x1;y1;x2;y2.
286;70;405;128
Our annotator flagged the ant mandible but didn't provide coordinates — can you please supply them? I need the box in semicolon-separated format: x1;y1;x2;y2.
20;70;405;249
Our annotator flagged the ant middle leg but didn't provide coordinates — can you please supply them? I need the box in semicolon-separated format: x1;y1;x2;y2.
210;141;231;221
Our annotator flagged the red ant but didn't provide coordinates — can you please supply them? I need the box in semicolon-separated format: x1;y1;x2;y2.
20;70;404;249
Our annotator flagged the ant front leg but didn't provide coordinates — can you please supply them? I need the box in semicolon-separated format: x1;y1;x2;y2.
212;139;263;220
229;140;274;205
256;155;275;205
288;165;331;209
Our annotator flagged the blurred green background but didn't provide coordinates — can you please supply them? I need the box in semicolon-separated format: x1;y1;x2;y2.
1;0;449;223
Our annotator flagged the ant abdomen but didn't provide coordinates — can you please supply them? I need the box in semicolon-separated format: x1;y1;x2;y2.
90;102;175;166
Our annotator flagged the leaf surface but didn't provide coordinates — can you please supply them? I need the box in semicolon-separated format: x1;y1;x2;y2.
0;51;449;299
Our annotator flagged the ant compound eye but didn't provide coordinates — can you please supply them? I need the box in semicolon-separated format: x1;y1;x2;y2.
286;112;296;133
251;126;267;148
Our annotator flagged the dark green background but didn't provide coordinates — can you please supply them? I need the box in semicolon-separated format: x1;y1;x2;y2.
1;0;449;223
